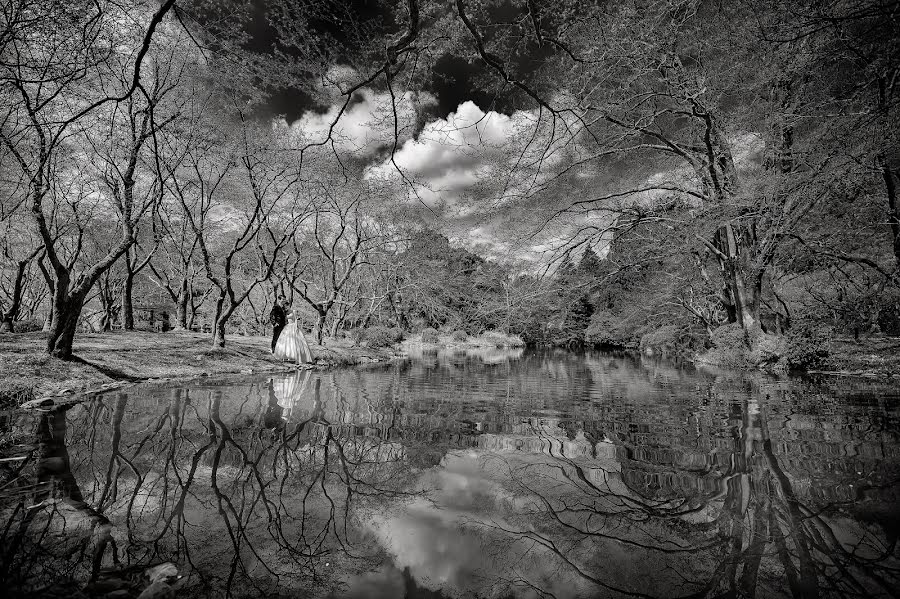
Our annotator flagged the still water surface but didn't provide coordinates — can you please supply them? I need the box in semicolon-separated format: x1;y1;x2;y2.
2;348;899;598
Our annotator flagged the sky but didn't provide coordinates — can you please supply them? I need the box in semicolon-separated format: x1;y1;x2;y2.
234;0;761;268
280;84;587;264
232;0;589;265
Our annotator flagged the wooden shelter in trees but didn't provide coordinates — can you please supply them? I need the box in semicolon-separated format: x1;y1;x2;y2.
133;303;171;332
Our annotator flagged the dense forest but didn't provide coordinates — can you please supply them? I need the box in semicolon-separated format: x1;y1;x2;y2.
1;0;898;370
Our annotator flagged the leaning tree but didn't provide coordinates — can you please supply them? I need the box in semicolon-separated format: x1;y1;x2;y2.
0;0;182;358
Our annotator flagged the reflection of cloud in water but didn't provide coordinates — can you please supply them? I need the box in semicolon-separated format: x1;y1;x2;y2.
364;452;590;599
340;566;405;599
369;504;487;592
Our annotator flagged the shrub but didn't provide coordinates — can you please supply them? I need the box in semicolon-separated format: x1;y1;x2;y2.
585;311;638;347
478;330;525;348
9;319;43;333
421;327;440;344
697;323;750;369
748;332;788;371
451;330;468;342
364;326;397;348
709;323;746;350
783;320;830;370
639;323;707;356
639;325;681;355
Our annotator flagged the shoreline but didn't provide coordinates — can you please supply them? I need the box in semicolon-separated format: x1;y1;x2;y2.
4;331;897;411
0;330;406;409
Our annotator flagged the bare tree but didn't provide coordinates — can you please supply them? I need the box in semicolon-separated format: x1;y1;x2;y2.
0;0;180;358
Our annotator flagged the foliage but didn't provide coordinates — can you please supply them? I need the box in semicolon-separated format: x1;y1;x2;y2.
783;321;832;370
585;311;639;348
698;324;751;369
639;324;707;357
361;326;398;348
9;319;43;334
476;331;525;348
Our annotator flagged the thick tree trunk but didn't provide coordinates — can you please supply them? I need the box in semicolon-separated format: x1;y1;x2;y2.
883;162;900;267
213;318;226;348
99;283;116;332
123;272;135;330
47;289;87;360
714;224;762;338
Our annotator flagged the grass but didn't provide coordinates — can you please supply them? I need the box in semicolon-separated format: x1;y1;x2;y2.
0;330;404;407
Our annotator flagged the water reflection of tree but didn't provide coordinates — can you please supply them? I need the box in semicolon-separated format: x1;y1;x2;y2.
1;404;117;590
3;360;898;598
479;389;900;598
0;372;427;597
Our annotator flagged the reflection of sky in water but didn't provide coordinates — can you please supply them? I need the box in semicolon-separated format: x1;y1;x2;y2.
363;451;598;598
2;350;900;598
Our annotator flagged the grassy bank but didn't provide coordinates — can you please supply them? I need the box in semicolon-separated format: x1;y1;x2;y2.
0;330;405;407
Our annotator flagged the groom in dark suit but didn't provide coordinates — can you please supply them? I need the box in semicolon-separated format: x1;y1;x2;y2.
269;296;287;353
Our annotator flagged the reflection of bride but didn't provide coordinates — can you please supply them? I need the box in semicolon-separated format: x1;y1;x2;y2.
271;370;312;417
274;310;314;364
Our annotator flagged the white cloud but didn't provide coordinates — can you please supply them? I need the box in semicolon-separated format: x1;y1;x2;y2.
365;101;566;210
284;88;436;158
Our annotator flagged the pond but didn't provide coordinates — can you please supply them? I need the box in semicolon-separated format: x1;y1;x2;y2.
1;349;899;598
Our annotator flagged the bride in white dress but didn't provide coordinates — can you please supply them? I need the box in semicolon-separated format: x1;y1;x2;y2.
273;310;314;364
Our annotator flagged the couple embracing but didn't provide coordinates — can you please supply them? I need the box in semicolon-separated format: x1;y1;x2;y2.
269;297;314;365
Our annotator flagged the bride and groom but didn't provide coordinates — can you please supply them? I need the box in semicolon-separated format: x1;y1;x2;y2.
269;297;314;365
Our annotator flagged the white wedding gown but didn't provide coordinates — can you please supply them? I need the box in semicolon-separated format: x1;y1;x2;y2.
274;321;313;364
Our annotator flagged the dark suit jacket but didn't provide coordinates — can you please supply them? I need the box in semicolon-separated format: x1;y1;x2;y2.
269;305;286;328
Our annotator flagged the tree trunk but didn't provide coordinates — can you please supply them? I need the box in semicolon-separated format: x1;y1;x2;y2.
714;224;762;338
174;280;188;330
46;289;87;360
123;272;135;330
314;311;326;344
883;162;900;267
212;295;226;347
213;318;226;348
388;292;409;330
99;281;115;332
0;259;29;332
38;258;54;332
329;316;340;339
